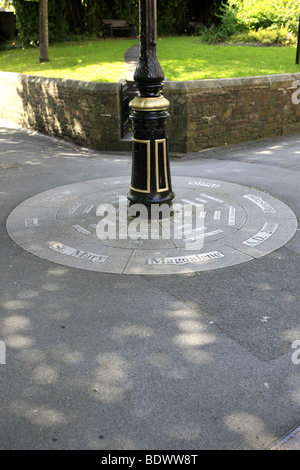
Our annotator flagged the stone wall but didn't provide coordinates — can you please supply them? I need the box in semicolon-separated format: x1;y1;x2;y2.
1;71;300;153
0;72;124;151
164;74;300;153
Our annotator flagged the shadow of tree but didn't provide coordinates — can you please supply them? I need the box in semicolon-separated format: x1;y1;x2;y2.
1;125;300;450
1;248;299;449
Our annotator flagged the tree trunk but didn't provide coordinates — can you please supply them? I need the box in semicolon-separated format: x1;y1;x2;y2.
39;0;49;63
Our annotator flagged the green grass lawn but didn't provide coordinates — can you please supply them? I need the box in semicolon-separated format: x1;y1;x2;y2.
158;37;299;80
0;36;299;82
0;38;138;82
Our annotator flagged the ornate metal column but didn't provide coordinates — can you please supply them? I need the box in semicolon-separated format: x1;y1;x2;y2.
128;0;175;205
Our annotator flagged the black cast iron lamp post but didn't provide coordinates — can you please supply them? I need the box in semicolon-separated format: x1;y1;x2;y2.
128;0;175;206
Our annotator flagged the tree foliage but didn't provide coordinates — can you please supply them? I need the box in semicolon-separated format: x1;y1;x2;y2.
62;0;139;36
12;0;227;45
227;0;300;34
197;0;300;44
0;0;14;10
13;0;67;45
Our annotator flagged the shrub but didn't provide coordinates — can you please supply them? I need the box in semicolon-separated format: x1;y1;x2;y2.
229;0;300;34
196;1;246;44
197;0;299;45
13;0;69;46
231;26;296;46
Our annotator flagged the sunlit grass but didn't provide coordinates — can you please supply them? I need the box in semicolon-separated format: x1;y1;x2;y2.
0;38;137;82
0;36;299;82
157;37;299;80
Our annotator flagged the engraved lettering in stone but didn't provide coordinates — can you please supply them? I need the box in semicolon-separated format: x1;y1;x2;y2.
184;226;206;236
25;218;39;227
204;229;224;238
243;195;276;213
147;251;224;266
188;181;220;188
50;243;108;262
242;223;279;247
228;206;236;226
184;229;223;243
195;198;208;204
72;225;91;235
69;203;83;215
48;190;74;202
200;194;224;203
83;205;95;214
181;199;204;207
129;240;145;245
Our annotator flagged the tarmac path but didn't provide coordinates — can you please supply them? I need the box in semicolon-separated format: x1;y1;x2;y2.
0;120;300;450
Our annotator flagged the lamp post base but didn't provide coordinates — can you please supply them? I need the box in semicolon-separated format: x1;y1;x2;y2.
128;95;175;206
128;0;175;206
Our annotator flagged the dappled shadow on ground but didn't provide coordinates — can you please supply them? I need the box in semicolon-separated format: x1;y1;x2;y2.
1;242;300;449
1;125;300;450
0;259;217;449
186;135;300;171
0;124;131;175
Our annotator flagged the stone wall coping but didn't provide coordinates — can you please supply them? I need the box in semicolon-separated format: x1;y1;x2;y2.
164;73;300;92
2;70;300;93
0;71;121;93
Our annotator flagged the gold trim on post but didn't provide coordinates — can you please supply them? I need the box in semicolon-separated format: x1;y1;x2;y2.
130;139;151;193
130;96;170;112
155;139;169;192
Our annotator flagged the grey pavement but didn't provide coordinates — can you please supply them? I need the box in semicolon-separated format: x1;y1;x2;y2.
124;44;139;81
0;119;300;451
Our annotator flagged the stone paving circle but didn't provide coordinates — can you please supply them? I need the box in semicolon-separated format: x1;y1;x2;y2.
6;176;297;275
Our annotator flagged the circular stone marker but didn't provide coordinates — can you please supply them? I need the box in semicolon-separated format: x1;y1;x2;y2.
6;176;297;275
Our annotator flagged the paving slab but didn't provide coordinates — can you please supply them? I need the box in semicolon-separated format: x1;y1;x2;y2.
6;176;297;275
0;120;300;451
